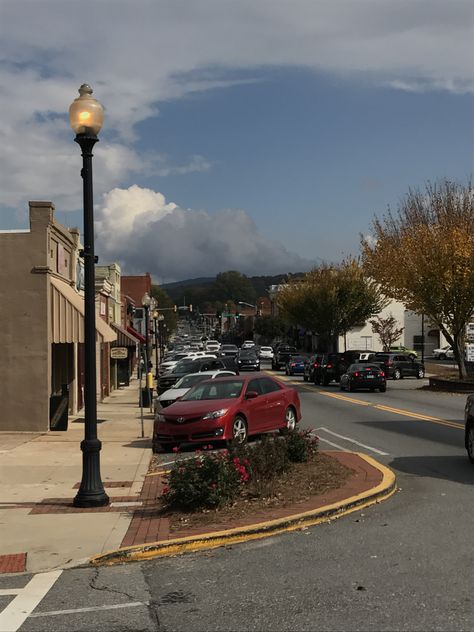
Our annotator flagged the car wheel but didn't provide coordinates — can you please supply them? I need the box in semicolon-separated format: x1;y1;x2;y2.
303;374;308;382
228;416;248;446
323;377;330;386
279;406;297;434
340;383;345;391
393;368;401;380
439;353;446;360
314;376;321;385
285;368;289;375
416;368;425;379
349;383;355;392
466;423;474;464
409;354;416;360
379;385;387;392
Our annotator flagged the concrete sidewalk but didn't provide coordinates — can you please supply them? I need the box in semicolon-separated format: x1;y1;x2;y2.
0;378;153;574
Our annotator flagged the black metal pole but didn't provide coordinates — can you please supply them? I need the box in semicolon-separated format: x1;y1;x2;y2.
421;313;425;364
74;133;109;508
153;316;159;380
144;306;150;370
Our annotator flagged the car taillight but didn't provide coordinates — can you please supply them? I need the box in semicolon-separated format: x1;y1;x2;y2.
380;371;385;377
291;363;296;367
353;372;359;377
313;363;319;368
327;363;333;369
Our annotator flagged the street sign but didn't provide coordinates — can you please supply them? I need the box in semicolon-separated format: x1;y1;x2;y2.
110;347;128;359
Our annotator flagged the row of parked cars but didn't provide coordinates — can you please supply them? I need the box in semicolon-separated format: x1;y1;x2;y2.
270;347;426;394
152;335;302;453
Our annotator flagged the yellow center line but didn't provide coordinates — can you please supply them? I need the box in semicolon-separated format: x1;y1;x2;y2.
268;371;464;430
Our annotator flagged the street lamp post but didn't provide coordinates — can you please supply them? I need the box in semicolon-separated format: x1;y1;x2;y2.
152;308;160;379
70;84;109;508
142;293;152;370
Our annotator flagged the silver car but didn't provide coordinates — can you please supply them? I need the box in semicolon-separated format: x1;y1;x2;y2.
465;393;474;463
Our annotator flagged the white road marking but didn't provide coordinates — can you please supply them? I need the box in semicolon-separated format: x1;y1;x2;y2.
0;570;62;632
0;591;21;596
316;426;389;456
317;437;349;451
28;601;149;618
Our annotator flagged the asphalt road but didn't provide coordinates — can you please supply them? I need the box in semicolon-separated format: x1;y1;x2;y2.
3;369;473;632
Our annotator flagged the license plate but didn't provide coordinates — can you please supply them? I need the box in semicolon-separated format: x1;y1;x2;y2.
367;374;374;379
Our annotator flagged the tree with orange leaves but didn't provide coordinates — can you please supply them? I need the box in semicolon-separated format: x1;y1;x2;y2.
361;179;474;379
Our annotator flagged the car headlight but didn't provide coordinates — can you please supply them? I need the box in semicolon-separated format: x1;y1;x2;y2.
202;409;228;420
156;414;166;423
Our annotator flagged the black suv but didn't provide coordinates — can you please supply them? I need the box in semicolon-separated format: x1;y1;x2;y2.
372;353;425;380
312;353;349;385
272;345;297;370
158;357;237;394
303;354;324;382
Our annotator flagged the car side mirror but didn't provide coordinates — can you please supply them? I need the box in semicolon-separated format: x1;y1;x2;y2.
246;390;259;399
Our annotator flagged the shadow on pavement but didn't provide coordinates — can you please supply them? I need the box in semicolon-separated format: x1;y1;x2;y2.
124;438;153;448
356;419;463;448
389;455;473;485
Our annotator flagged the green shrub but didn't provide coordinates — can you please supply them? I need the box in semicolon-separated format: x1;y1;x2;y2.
228;435;290;497
283;429;319;463
162;450;242;510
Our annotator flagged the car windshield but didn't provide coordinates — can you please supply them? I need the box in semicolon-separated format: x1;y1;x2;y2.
182;380;244;401
240;351;257;357
222;345;238;351
175;374;208;388
373;354;389;361
261;347;272;351
172;360;198;373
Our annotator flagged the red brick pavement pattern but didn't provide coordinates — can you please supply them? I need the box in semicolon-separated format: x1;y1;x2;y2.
0;553;27;574
121;473;170;547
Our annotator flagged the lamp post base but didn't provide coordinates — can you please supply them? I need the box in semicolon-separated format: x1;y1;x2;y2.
73;438;109;507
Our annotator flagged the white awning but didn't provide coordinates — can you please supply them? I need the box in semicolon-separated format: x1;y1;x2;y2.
50;276;117;344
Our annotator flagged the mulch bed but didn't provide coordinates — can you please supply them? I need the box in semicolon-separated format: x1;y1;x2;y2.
148;452;353;534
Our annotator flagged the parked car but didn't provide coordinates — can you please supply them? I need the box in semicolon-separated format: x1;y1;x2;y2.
313;353;349;385
158;357;235;394
285;354;306;376
241;340;256;350
272;345;297;370
153;374;302;452
303;354;324;382
372;353;425;380
258;346;274;360
237;349;260;371
220;344;239;357
155;370;236;411
340;363;387;392
432;345;454;360
205;340;221;353
389;345;417;359
464;393;474;463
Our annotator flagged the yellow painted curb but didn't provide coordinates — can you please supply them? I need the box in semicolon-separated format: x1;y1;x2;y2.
89;453;397;567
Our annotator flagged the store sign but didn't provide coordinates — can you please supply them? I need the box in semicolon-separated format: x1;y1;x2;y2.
110;347;128;359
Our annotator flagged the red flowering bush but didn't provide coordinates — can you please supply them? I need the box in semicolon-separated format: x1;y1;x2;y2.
162;431;319;510
162;451;242;510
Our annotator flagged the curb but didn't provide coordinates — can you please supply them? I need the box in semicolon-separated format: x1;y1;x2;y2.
89;453;397;567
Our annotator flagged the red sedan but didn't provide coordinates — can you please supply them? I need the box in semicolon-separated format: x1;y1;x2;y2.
153;374;301;452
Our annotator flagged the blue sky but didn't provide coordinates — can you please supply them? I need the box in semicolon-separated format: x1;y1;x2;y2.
0;1;472;281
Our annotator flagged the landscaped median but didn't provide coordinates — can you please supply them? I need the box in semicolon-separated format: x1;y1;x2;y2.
89;433;397;567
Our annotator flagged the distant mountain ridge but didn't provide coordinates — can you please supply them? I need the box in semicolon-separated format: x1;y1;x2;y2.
161;273;304;304
161;277;214;289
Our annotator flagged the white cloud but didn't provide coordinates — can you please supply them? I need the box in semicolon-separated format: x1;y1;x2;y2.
95;185;313;280
0;0;472;217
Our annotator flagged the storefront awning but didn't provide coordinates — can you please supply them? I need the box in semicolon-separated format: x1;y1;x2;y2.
50;276;117;344
127;325;146;344
111;322;139;347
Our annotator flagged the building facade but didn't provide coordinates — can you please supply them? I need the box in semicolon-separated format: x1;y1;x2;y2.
0;202;116;432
